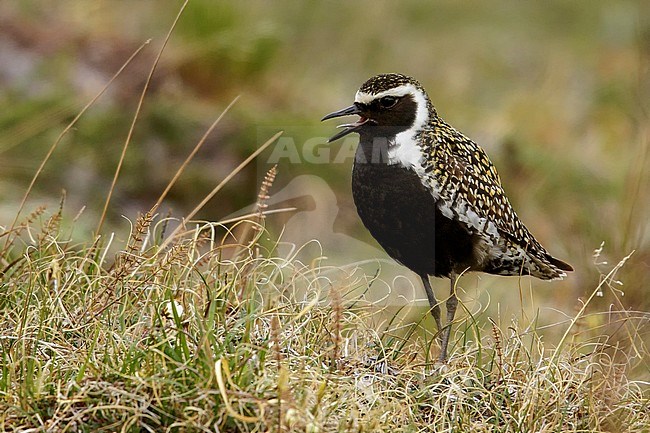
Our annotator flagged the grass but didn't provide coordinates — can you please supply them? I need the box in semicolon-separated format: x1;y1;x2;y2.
0;202;648;431
1;2;649;431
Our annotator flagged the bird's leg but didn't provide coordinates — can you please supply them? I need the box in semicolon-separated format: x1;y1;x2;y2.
439;273;459;362
420;274;442;333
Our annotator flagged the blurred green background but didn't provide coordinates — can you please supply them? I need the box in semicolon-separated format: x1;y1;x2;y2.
0;2;648;320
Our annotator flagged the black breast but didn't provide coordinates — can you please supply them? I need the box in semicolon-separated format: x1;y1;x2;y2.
351;139;479;278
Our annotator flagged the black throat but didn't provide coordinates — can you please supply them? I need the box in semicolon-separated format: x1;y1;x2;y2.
355;134;392;165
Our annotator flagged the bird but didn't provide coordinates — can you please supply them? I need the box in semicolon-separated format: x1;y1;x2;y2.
322;73;572;362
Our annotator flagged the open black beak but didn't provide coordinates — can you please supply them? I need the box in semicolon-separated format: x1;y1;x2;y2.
321;104;370;143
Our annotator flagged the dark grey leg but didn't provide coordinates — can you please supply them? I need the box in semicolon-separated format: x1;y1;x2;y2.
419;274;442;334
439;273;459;362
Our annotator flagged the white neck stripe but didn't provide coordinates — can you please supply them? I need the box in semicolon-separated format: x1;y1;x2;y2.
391;87;430;172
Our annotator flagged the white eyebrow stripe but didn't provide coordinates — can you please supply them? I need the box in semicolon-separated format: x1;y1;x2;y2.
354;84;418;104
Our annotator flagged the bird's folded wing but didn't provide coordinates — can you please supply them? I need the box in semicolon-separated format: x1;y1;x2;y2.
423;124;544;253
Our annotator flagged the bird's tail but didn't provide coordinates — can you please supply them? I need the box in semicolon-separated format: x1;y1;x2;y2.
530;253;573;280
548;256;573;272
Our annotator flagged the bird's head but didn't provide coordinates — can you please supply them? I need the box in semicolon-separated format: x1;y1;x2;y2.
322;73;435;143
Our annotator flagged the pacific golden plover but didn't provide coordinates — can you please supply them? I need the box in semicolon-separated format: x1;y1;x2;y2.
322;73;572;361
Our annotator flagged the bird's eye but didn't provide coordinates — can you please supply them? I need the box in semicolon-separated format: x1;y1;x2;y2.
379;96;399;109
